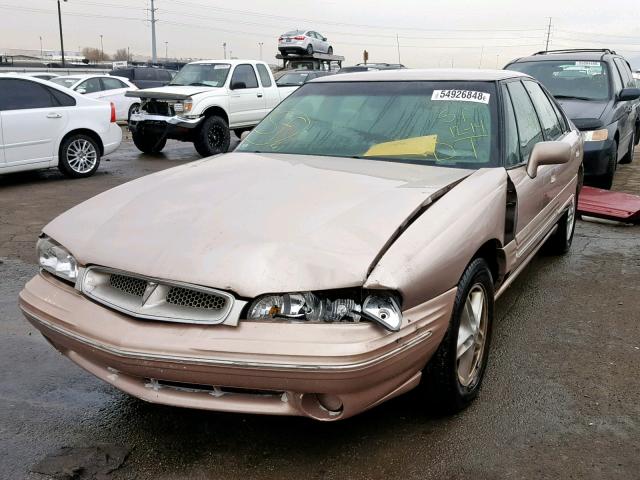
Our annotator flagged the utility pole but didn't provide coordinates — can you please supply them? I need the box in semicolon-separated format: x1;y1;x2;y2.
258;42;263;61
100;34;104;62
545;17;552;51
396;33;401;65
39;36;43;60
223;42;227;59
149;0;158;63
127;46;130;62
57;0;67;67
165;41;168;63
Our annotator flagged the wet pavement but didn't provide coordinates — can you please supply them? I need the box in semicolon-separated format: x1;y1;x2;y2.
1;132;639;479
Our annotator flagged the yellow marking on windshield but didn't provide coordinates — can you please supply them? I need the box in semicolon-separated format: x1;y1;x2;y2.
363;135;438;158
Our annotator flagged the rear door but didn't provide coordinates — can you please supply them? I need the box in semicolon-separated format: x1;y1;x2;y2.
0;78;70;167
502;80;550;264
228;64;265;125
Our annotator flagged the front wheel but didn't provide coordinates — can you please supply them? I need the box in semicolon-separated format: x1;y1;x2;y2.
306;44;314;55
422;258;494;413
131;130;167;154
545;187;578;255
194;115;230;157
327;46;333;55
58;134;101;178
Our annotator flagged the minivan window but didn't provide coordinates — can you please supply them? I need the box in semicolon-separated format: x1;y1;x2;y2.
507;60;611;101
613;58;635;88
238;81;499;168
0;79;56;110
523;80;563;140
506;81;544;163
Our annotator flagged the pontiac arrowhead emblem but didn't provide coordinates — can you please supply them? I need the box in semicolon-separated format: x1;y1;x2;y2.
142;282;158;306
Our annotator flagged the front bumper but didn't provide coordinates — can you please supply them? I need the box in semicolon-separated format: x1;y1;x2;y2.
582;138;616;177
128;113;204;139
20;272;454;421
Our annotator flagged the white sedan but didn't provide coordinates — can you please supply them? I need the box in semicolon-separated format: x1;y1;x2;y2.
0;75;122;178
50;74;139;121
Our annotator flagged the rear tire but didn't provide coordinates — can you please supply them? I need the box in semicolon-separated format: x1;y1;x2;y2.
194;115;230;157
233;128;252;139
327;46;333;55
545;186;578;255
591;140;617;190
620;131;635;164
421;258;494;414
127;103;140;123
306;44;313;55
132;130;167;154
58;134;101;178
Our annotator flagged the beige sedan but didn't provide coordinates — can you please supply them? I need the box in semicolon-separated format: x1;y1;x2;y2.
20;70;583;421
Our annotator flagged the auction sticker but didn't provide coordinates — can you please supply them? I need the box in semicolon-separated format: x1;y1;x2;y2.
431;89;490;104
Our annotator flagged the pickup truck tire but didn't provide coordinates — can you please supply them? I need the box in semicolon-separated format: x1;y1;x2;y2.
233;128;252;138
194;115;230;157
127;103;140;123
132;130;167;154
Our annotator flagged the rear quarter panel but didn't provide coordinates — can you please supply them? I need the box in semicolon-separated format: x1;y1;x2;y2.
365;168;508;309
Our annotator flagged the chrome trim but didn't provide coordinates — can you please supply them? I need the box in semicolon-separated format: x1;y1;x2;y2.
23;308;433;372
80;266;241;326
129;113;203;128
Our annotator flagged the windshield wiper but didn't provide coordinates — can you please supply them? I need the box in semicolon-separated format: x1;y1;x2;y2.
187;82;212;87
554;94;595;101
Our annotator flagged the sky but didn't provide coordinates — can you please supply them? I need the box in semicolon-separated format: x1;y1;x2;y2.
1;0;639;68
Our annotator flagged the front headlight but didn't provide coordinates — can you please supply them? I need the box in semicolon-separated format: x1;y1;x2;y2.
582;129;609;142
173;99;193;115
247;291;402;332
37;236;78;283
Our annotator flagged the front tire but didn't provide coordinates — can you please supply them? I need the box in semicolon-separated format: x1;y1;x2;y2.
422;258;494;413
194;115;230;157
327;46;333;55
545;187;578;255
58;134;101;178
131;130;167;154
306;44;314;55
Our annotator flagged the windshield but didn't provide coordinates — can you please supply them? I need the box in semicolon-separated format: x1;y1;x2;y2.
237;81;498;168
507;60;611;101
169;63;230;87
277;73;310;86
51;77;81;88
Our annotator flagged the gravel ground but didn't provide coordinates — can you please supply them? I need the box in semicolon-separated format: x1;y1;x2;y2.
1;130;638;479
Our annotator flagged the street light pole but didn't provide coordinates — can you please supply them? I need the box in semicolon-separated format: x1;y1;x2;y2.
223;42;227;59
165;41;168;63
100;34;104;62
57;0;67;67
39;36;43;60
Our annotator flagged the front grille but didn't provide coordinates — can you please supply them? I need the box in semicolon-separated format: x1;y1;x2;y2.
142;100;173;116
109;274;147;297
81;267;236;325
166;287;226;310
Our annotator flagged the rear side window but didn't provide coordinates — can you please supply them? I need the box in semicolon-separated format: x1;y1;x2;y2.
523;81;563;140
77;77;102;93
135;68;157;81
49;87;76;107
159;70;173;81
506;81;544;163
613;58;635;88
102;77;127;90
501;84;522;167
231;64;259;89
0;79;57;110
256;64;272;87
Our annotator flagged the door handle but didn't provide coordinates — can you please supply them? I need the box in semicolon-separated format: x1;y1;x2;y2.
46;113;62;119
257;93;263;98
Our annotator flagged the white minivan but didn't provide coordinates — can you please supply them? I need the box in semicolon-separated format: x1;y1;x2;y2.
0;75;122;178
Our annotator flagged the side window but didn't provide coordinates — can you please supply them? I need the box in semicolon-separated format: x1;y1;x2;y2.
0;79;56;110
614;58;635;88
77;78;102;93
610;62;624;93
101;77;127;90
48;86;76;107
230;64;259;89
523;81;563;140
160;70;173;81
506;81;544;163
546;93;569;132
502;84;522;167
136;68;155;81
256;64;272;87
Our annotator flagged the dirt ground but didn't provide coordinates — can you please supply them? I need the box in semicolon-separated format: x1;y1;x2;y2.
1;131;639;479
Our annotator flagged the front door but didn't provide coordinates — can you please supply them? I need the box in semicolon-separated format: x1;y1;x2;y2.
0;78;68;167
228;64;266;126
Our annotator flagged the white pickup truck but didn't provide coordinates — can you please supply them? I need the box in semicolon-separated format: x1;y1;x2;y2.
126;59;297;156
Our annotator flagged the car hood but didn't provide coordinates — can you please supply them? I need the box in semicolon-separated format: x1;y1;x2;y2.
129;85;222;100
556;99;609;122
44;153;472;297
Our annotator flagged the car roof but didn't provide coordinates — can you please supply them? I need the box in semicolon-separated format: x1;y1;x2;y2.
314;68;528;83
189;59;266;66
508;49;623;64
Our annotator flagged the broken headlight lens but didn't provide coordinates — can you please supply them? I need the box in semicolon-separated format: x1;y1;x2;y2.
36;236;78;283
246;291;402;331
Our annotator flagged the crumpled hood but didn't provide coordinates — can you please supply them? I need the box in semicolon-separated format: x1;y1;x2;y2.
557;99;609;122
44;153;471;297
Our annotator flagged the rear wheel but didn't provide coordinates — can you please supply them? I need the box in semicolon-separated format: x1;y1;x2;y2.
132;130;166;154
233;127;252;139
620;131;635;164
422;258;494;413
58;134;101;178
306;44;314;55
127;103;140;123
194;115;230;157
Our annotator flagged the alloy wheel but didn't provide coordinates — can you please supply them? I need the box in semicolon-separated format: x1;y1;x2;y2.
207;124;225;149
66;139;98;174
457;284;488;388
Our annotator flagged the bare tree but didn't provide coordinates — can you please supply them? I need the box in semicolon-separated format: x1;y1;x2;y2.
82;47;111;62
113;48;129;61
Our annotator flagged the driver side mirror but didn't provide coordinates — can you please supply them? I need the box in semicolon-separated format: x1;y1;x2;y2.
230;81;247;90
527;141;571;178
618;87;640;101
76;87;87;94
322;37;327;41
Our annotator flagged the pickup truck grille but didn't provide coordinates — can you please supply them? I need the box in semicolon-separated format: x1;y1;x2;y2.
142;100;173;116
81;267;235;325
